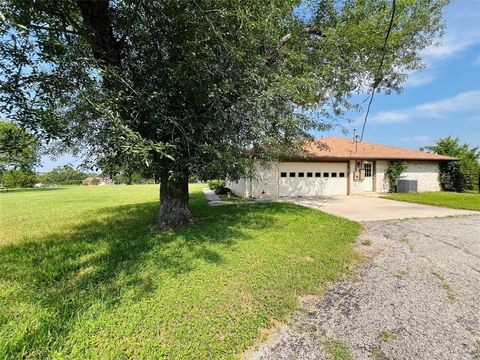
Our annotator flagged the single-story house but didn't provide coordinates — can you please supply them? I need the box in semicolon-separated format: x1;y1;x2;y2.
226;136;456;198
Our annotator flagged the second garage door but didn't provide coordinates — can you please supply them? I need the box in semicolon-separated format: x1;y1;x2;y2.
279;162;348;197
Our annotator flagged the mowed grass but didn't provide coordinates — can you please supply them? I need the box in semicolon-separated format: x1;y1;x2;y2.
383;191;480;211
0;184;360;359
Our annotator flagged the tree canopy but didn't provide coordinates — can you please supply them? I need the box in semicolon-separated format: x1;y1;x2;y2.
422;136;480;192
0;0;448;228
0;121;40;174
421;136;480;175
38;165;88;185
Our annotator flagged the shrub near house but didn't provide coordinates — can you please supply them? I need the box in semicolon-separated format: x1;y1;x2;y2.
422;137;480;192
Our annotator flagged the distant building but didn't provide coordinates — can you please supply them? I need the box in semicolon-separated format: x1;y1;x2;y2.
82;176;114;186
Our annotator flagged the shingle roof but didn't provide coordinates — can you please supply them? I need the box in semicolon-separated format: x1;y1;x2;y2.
297;136;457;161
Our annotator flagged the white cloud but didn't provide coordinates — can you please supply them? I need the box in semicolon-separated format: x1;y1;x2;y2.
404;71;437;88
415;91;480;117
422;37;480;59
407;2;480;88
400;136;431;142
368;111;411;124
424;1;480;60
364;90;480;124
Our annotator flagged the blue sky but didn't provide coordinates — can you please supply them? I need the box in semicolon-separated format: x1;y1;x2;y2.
38;0;480;171
326;0;480;149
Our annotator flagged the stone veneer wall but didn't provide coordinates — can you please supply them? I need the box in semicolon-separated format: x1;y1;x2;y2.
226;178;248;197
375;160;389;193
375;160;441;193
228;160;441;197
251;162;279;198
402;161;441;192
226;162;279;198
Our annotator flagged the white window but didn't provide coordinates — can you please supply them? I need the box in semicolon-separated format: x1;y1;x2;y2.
364;163;372;177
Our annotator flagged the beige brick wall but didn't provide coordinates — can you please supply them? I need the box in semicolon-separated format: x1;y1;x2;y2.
375;160;389;193
226;178;248;197
251;162;279;198
228;159;441;197
226;162;279;198
375;160;441;192
402;161;441;192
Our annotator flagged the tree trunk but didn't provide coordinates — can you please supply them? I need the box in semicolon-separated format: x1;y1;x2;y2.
156;170;193;231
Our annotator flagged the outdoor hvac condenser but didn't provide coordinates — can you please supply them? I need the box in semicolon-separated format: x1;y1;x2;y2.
397;180;418;193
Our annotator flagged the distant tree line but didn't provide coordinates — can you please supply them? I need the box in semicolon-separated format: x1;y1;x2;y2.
1;166;162;188
0;121;159;188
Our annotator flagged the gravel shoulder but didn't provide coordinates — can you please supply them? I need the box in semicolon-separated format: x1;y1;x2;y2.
246;216;480;360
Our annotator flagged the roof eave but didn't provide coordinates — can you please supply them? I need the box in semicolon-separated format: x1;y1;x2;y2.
280;156;457;162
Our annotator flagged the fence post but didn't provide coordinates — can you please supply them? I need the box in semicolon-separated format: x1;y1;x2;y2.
478;174;480;194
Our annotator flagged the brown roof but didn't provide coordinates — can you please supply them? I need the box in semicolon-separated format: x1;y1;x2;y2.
293;137;457;161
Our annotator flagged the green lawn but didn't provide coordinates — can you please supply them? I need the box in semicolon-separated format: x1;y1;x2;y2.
0;184;360;359
218;193;250;202
383;191;480;211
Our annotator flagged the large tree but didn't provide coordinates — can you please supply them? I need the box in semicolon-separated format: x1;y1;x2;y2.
0;121;40;174
0;0;447;229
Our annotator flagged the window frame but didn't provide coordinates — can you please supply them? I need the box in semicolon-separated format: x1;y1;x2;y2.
364;163;372;177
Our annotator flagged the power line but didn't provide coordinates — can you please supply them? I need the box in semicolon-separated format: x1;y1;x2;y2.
360;0;397;142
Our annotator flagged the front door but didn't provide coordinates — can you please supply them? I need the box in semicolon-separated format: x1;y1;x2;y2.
362;161;373;192
351;160;374;193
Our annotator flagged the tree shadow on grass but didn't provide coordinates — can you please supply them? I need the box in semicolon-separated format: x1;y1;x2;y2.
0;191;293;357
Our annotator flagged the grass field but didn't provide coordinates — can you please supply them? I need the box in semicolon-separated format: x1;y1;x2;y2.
0;184;360;359
383;191;480;211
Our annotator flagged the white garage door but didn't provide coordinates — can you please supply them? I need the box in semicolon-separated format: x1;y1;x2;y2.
279;162;348;197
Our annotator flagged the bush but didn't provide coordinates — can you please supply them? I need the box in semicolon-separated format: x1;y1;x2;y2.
208;179;225;191
439;161;469;192
214;184;230;195
385;161;408;192
208;179;230;195
2;169;37;188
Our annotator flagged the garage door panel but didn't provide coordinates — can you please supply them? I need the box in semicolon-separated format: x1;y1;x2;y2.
279;162;347;197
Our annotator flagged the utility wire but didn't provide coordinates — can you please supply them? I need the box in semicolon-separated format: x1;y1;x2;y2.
360;0;397;142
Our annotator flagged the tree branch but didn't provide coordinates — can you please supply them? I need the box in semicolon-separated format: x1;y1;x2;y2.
76;0;122;68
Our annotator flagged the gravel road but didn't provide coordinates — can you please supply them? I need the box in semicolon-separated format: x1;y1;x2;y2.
247;216;480;360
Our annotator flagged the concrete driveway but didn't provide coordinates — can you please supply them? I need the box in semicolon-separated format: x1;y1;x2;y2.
278;194;479;221
247;216;480;360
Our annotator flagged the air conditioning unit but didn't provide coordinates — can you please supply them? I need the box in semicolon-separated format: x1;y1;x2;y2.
397;180;418;193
